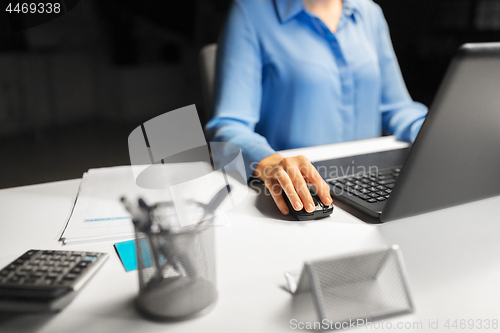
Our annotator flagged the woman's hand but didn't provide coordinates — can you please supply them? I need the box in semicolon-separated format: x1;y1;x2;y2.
254;154;333;215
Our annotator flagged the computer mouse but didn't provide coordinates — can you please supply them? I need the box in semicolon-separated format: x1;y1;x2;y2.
282;183;334;221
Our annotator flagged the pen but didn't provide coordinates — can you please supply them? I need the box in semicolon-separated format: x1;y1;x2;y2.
199;184;232;223
122;197;164;284
120;197;149;230
176;185;232;278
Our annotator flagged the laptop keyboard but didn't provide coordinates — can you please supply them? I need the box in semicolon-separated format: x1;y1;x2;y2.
328;167;401;203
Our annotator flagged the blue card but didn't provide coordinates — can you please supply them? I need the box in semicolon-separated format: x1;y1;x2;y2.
114;239;162;272
114;240;138;272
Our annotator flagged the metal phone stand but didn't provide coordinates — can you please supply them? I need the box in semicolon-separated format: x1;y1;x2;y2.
285;245;414;326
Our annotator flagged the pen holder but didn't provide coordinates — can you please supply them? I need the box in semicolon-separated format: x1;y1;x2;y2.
134;203;217;321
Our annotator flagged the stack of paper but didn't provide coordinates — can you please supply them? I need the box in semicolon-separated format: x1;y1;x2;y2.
60;160;246;244
60;166;174;244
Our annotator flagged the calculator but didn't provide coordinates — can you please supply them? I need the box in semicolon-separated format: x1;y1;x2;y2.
0;249;108;312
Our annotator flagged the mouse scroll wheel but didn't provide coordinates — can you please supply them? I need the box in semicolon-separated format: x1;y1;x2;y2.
317;198;327;209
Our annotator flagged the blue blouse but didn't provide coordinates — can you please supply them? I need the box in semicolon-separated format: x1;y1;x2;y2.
205;0;427;179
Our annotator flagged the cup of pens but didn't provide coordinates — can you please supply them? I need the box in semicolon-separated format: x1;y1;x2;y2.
122;196;220;321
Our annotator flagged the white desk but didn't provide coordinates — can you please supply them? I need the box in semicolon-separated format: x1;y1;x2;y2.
1;136;500;332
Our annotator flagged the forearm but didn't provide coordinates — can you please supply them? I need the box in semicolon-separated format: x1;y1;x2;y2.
206;118;276;179
382;102;427;142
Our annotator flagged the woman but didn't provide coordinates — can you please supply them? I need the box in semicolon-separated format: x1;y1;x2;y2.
205;0;427;216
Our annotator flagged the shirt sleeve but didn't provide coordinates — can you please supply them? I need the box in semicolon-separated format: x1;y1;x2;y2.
374;4;427;143
205;0;276;180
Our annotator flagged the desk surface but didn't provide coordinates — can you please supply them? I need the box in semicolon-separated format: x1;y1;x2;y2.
1;136;500;333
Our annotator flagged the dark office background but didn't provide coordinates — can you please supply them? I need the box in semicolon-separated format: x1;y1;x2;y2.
0;0;499;189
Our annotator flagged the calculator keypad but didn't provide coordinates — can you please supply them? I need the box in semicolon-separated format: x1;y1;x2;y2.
0;250;106;290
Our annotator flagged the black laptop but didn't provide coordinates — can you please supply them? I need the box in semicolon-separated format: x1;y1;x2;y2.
314;42;500;222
